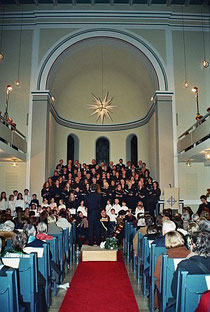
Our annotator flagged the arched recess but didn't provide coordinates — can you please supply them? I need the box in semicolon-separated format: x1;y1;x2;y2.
126;134;138;165
96;137;110;165
67;133;79;163
37;29;168;92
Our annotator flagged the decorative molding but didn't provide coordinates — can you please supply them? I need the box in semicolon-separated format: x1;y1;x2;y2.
1;10;210;31
1;10;210;22
49;100;156;131
36;28;168;92
31;91;173;132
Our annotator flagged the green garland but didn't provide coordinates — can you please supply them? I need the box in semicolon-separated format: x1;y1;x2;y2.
104;237;118;250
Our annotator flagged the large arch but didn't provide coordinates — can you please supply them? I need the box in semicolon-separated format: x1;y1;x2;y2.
37;28;168;92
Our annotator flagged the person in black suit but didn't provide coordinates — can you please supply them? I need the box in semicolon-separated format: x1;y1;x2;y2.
85;184;101;246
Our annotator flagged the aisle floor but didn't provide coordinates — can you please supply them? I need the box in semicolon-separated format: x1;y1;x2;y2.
49;255;150;312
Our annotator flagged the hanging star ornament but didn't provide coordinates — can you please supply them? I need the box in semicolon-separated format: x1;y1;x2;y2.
89;92;117;124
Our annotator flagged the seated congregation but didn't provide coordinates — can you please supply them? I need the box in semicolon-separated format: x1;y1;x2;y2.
0;158;210;311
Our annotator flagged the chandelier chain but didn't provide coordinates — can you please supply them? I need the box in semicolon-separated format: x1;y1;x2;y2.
101;46;104;100
17;3;23;82
0;5;5;53
181;6;188;83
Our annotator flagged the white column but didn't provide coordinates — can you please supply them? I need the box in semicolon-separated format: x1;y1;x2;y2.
154;91;175;191
30;91;50;198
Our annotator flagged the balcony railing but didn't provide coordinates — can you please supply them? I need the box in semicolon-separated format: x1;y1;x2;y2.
177;112;210;154
0;115;27;154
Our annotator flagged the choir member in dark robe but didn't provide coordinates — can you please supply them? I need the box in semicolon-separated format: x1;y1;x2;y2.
41;182;52;202
147;181;161;217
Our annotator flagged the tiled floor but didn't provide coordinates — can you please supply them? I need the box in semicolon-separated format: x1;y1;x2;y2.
49;255;149;312
124;259;150;312
49;261;78;312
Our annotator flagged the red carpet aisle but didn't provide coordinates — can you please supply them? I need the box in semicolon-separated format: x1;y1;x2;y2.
59;252;139;312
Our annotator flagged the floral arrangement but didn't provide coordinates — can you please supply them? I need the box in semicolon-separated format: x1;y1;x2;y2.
100;237;118;250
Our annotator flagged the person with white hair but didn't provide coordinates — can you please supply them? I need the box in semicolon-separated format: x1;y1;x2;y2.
25;223;48;248
23;224;37;243
36;222;53;241
47;215;63;234
152;220;176;247
0;220;15;240
57;210;72;233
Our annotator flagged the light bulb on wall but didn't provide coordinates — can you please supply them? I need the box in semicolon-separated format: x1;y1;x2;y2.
205;152;210;160
6;84;13;94
202;60;209;68
192;86;198;93
186;160;191;167
184;81;189;88
15;80;20;87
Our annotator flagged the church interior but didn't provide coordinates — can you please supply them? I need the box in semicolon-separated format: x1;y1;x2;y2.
0;0;209;311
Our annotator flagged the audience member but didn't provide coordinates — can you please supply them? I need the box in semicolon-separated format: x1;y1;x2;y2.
154;231;190;309
171;231;210;302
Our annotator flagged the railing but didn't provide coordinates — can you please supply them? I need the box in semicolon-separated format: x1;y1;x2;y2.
0;115;27;154
177;111;210;154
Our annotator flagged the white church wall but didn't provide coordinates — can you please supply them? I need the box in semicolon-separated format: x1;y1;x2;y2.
0;29;33;137
178;162;210;212
173;29;210;137
131;29;167;64
39;28;77;64
52;121;150;171
0;162;26;195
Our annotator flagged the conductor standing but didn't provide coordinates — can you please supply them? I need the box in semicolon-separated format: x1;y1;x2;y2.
85;184;101;246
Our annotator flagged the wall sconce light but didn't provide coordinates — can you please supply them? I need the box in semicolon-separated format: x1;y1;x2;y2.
12;159;17;167
186;160;191;167
6;85;13;94
205;152;210;160
202;60;209;68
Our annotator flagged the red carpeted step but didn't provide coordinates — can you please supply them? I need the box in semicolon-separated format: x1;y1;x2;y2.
59;251;139;312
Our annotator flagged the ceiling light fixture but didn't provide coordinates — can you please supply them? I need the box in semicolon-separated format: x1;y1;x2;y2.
0;5;5;62
201;8;209;69
15;3;23;87
181;6;189;88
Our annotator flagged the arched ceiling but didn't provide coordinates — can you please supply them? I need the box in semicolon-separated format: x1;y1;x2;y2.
50;37;158;125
